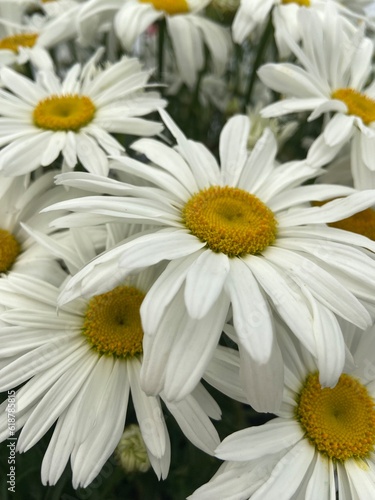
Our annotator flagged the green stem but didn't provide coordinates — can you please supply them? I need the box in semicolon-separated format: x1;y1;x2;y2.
233;42;243;97
242;15;274;112
157;19;166;83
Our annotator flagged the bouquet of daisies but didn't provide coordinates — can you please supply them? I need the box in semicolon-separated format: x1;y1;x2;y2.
1;0;375;498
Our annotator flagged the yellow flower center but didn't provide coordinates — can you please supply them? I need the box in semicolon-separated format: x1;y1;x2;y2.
138;0;190;14
281;0;310;6
314;200;375;240
296;373;375;461
0;33;38;52
332;88;375;125
0;229;21;273
82;285;145;358
183;186;277;257
33;94;96;132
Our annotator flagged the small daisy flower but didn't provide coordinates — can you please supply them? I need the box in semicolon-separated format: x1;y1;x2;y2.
44;111;375;404
0;226;221;488
0;1;80;70
258;6;375;189
78;0;231;89
190;321;375;499
0;171;83;282
0;51;165;176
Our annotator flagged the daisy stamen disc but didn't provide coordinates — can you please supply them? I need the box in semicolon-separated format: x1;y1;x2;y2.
82;285;145;358
313;200;375;240
0;33;38;52
0;229;21;273
182;186;277;257
281;0;310;5
296;373;375;461
332;88;375;125
33;94;96;132
139;0;190;14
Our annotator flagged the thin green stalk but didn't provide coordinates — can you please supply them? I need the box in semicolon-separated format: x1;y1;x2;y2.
242;15;274;112
157;18;166;83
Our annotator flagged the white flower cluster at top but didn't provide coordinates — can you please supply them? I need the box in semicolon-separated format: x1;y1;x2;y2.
0;0;375;498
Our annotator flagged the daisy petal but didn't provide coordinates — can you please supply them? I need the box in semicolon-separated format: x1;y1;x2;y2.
184;250;229;319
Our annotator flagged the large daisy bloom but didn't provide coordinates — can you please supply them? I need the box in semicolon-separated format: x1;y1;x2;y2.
44;110;375;406
0;51;165;176
190;321;375;499
78;0;231;89
0;226;221;488
258;6;375;189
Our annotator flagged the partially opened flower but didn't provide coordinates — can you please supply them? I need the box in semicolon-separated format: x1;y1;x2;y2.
44;111;375;406
0;225;221;488
0;51;165;176
190;320;375;499
259;6;375;188
78;0;231;88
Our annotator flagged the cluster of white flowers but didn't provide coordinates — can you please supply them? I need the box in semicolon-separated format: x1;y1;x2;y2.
1;0;375;498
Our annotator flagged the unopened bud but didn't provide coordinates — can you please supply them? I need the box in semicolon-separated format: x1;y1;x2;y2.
115;424;151;474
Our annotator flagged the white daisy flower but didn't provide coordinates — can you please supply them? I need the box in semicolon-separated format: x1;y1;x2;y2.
0;225;221;488
44;111;375;405
258;6;375;189
0;170;84;282
189;321;375;500
233;0;370;55
78;0;231;89
0;51;165;176
0;1;80;70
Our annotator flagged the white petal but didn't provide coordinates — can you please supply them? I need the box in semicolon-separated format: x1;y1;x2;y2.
246;255;316;356
251;440;315;500
345;459;375;498
167;16;204;88
128;358;166;458
306;453;330;500
258;63;326;99
1;67;47;104
204;345;247;404
163;292;229;401
76;133;109;176
0;132;53;175
216;418;302;461
159;108;213;189
164;392;220;455
18;351;96;451
303;288;345;388
40;132;66;166
119;230;206;271
239;337;284;413
71;360;129;488
141;289;187;396
219;115;250;186
323;114;354;147
130;138;199;193
238;128;277;193
361;132;375;171
141;250;203;336
225;258;273;363
265;245;369;329
115;2;161;50
277;190;375;227
184;250;229;319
